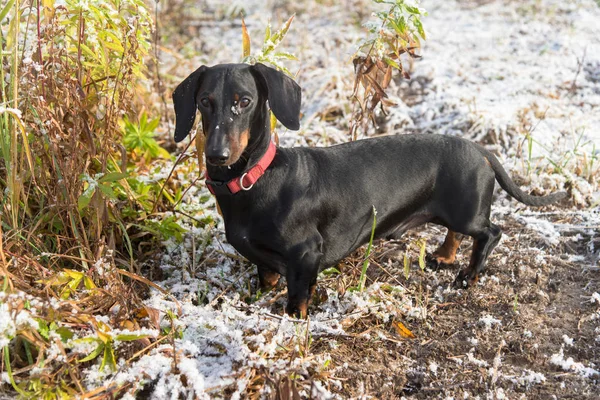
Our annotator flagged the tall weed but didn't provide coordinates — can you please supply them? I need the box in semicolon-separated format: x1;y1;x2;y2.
1;0;152;265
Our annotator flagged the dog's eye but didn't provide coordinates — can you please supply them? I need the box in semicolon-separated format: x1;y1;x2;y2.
200;98;210;108
239;98;251;108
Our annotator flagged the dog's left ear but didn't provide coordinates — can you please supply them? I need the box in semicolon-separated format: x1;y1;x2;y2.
172;65;207;143
251;63;301;131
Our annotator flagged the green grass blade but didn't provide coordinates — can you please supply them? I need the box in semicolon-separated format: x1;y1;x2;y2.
359;206;377;292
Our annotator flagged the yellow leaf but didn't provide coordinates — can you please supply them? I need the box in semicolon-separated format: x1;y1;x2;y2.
270;111;277;132
121;320;136;331
241;16;251;58
403;250;410;279
418;239;427;271
83;276;97;290
393;320;416;339
97;330;111;344
41;0;55;20
195;132;205;174
64;269;84;280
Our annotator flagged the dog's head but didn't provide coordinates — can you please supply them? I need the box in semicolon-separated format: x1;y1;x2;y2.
172;63;301;166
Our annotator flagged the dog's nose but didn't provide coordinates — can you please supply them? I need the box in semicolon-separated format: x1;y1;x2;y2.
206;149;230;166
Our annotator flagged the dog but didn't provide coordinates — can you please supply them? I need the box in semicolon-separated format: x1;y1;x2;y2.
172;63;567;317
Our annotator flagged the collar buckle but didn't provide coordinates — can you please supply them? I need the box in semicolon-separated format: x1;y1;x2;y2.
239;172;254;191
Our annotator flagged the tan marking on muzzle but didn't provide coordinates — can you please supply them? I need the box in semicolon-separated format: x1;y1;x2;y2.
228;129;250;164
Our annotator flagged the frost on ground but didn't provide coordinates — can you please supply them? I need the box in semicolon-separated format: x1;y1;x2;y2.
3;0;599;398
550;347;599;378
91;0;600;397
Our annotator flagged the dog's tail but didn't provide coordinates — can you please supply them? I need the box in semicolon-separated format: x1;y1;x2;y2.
476;146;568;207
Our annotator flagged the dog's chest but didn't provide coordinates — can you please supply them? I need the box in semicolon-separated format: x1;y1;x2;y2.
223;215;288;269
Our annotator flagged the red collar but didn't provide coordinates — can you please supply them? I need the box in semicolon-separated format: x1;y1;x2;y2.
205;141;277;195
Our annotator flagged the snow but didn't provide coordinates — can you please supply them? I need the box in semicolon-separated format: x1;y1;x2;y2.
515;215;561;245
466;350;488;367
562;334;574;347
478;315;502;331
429;361;439;375
549;347;599;378
0;293;41;348
4;0;600;397
509;369;546;387
0;106;23;118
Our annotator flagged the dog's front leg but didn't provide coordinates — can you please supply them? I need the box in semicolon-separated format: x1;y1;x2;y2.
257;265;280;290
284;236;323;319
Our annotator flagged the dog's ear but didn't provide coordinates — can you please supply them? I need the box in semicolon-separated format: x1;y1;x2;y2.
251;63;301;131
172;65;207;143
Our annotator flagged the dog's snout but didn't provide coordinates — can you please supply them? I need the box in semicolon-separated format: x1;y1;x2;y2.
206;148;230;166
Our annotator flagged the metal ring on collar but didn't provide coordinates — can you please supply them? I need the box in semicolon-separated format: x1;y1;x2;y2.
239;172;254;191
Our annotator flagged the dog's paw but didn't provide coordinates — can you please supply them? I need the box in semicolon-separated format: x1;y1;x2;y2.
426;254;455;271
453;269;478;289
285;300;308;319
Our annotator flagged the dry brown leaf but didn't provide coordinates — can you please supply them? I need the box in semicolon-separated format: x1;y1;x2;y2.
135;306;161;330
382;65;393;89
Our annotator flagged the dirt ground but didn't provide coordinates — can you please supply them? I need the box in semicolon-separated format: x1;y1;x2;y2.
302;213;600;398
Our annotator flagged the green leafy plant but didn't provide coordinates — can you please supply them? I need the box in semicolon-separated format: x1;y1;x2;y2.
78;171;129;211
357;0;426;68
139;215;188;242
122;112;171;163
0;0;168;396
73;324;150;372
241;15;297;76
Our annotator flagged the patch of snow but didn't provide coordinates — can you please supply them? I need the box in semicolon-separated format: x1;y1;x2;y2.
562;334;574;346
478;315;502;331
549;347;599;378
466;350;488;367
0;106;22;118
0;294;41;348
429;361;438;376
495;387;506;400
509;369;546;387
515;215;561;245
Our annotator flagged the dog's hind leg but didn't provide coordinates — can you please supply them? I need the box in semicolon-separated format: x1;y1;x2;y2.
453;223;502;288
428;230;464;268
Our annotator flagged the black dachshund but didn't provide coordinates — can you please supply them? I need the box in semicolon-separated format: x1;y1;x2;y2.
173;63;566;317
